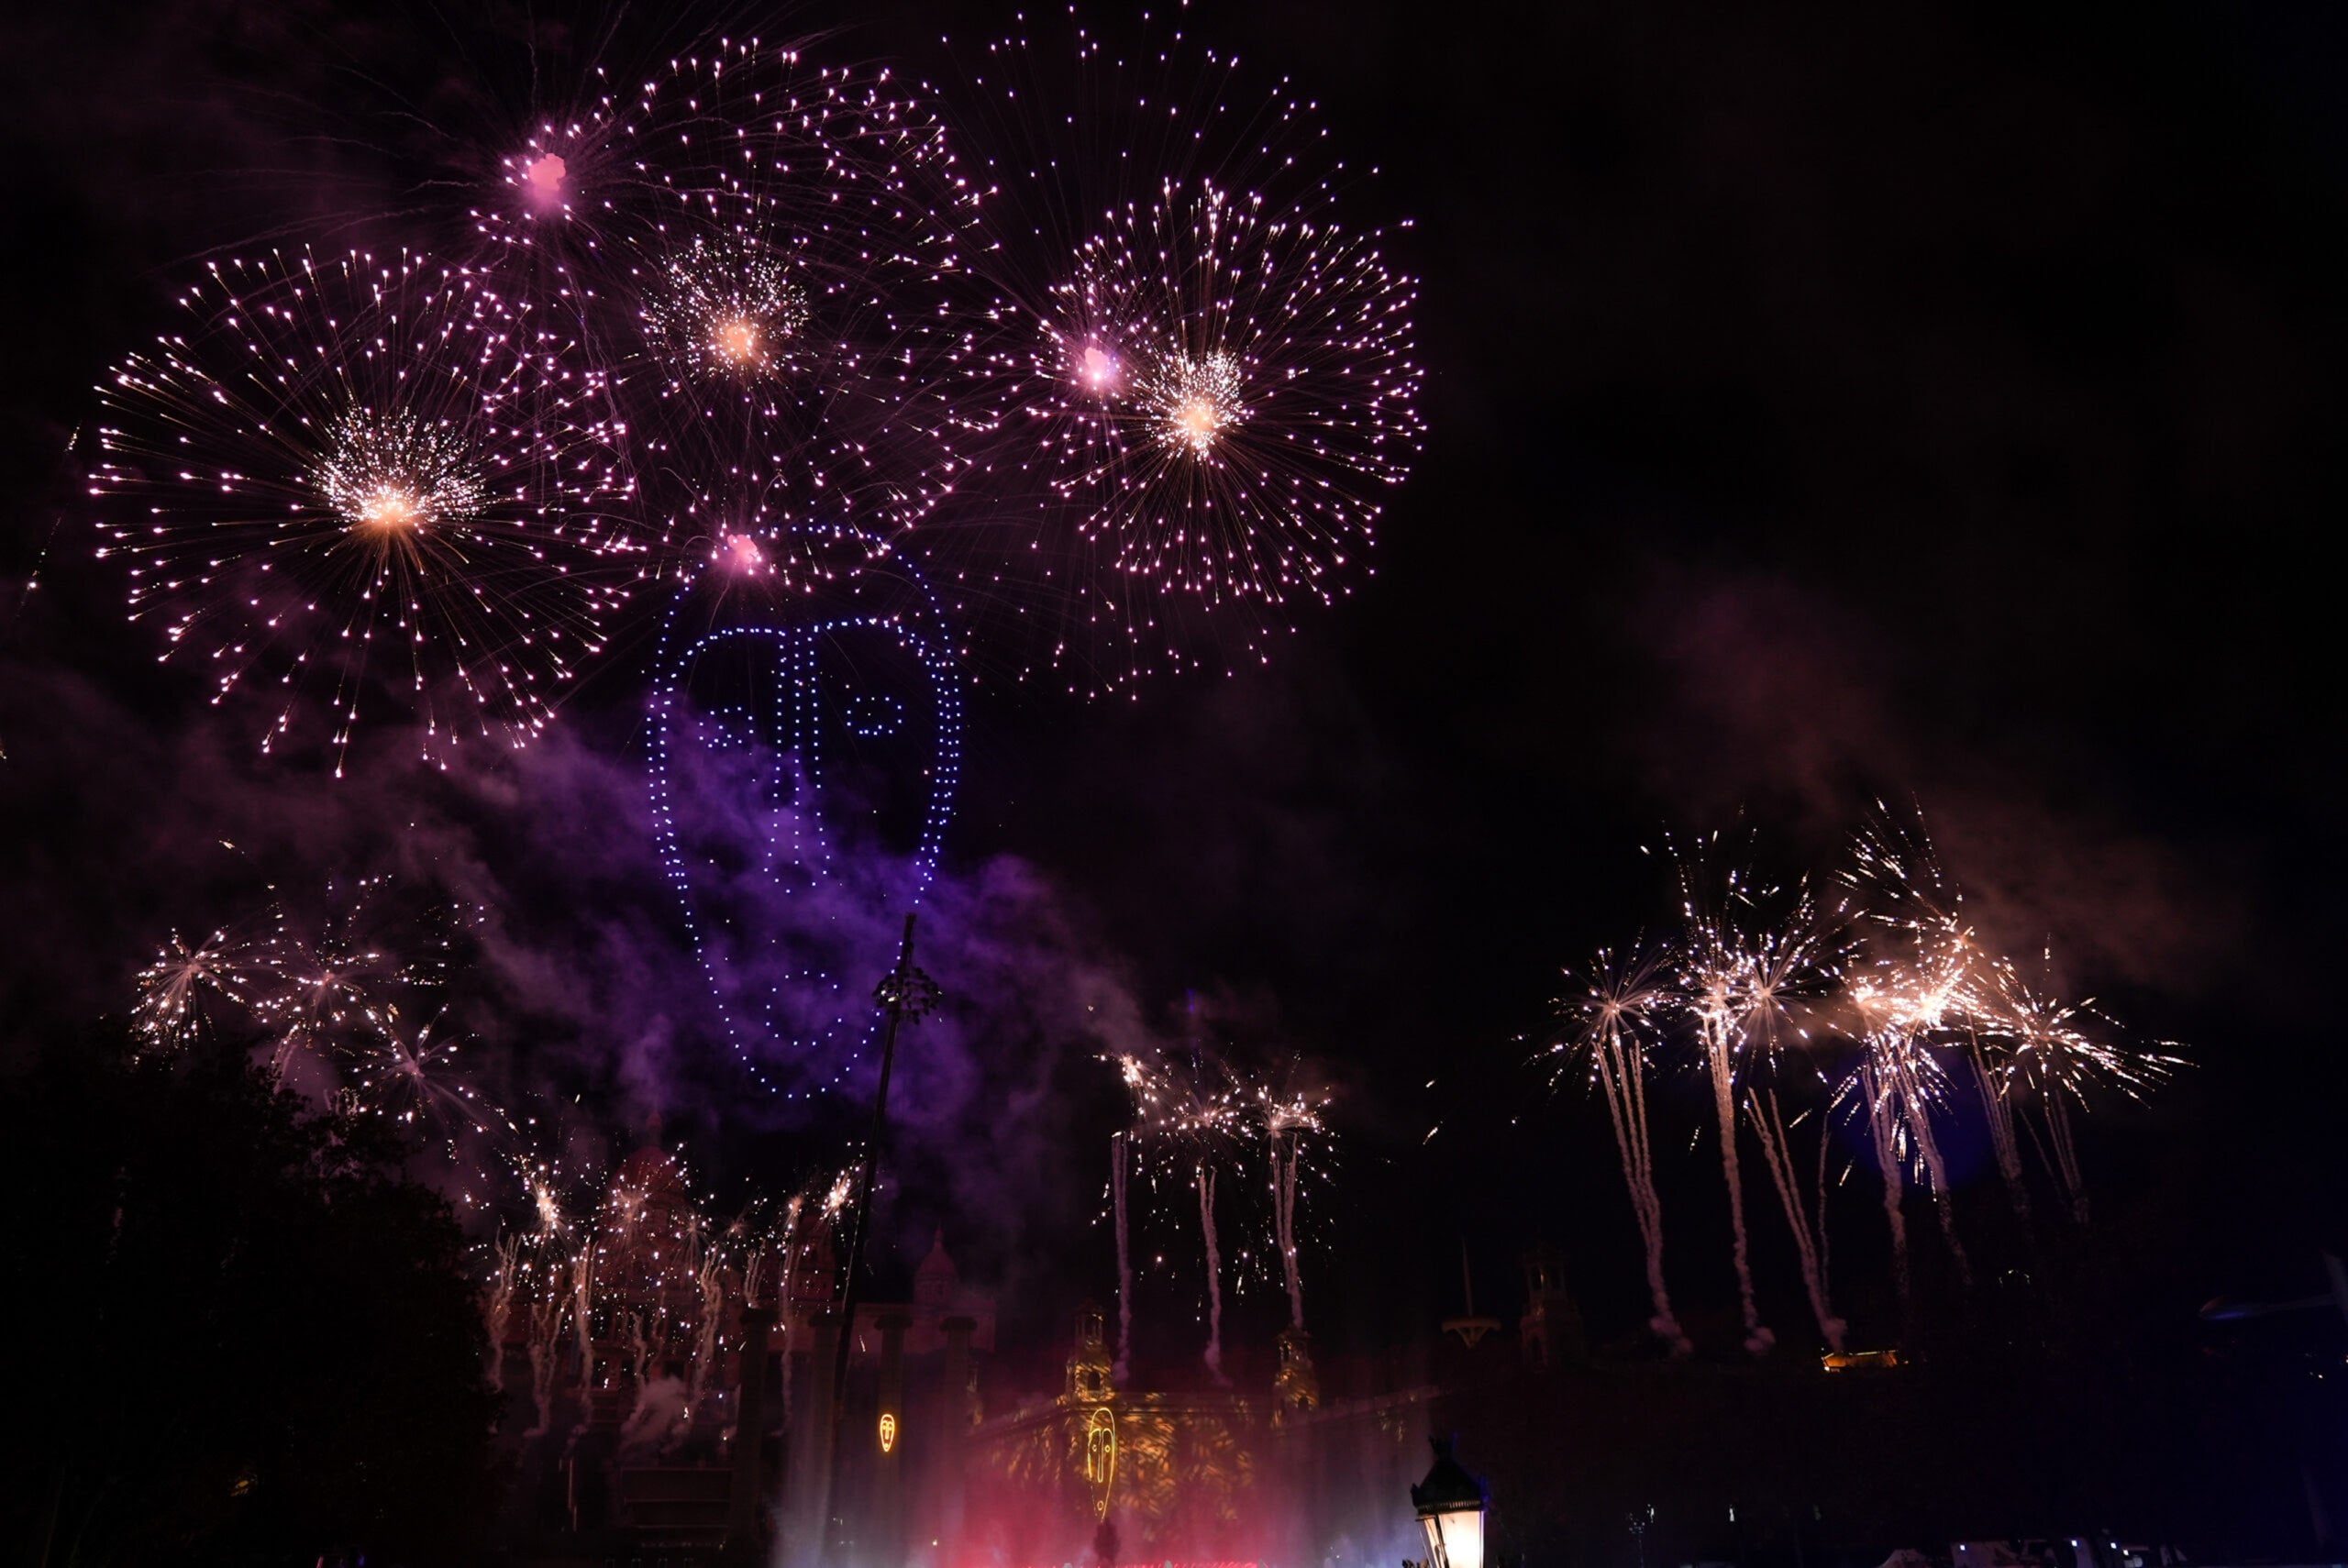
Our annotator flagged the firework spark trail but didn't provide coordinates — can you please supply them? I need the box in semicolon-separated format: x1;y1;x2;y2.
1726;889;1846;1350
1548;947;1690;1353
526;1257;572;1440
89;247;638;771
1196;1162;1228;1385
487;1232;524;1391
1745;1088;1843;1352
1268;1128;1303;1331
1111;1130;1133;1383
1678;878;1776;1354
1969;1040;2031;1220
1849;1052;1913;1308
1250;1071;1330;1336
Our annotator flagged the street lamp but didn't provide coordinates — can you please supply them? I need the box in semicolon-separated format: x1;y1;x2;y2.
1411;1435;1489;1568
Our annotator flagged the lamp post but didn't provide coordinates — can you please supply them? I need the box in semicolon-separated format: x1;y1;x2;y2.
1411;1435;1489;1568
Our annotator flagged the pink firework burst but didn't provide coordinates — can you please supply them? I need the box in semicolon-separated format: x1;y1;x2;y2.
89;248;641;770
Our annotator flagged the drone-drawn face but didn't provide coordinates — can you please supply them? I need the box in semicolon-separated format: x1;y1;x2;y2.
648;533;959;1098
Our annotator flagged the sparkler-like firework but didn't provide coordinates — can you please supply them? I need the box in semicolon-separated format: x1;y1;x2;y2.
131;913;288;1054
90;248;638;770
1543;815;2179;1349
1544;946;1690;1354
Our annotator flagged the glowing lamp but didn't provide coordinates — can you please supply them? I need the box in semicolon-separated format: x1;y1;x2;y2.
1411;1435;1488;1568
878;1411;898;1454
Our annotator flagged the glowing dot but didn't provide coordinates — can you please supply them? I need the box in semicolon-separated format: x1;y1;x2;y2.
1077;343;1121;394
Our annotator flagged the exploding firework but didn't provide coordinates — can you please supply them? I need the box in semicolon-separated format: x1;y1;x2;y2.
483;40;991;579
1038;182;1420;600
131;914;289;1053
270;875;474;1066
936;11;1423;694
1108;1045;1253;1383
89;248;638;770
339;1010;515;1174
1844;812;2178;1232
1543;945;1691;1354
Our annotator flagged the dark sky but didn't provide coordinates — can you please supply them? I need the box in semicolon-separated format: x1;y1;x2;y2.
2;0;2343;1366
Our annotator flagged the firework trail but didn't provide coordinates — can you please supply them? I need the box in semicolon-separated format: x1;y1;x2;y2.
1728;889;1846;1353
1197;1162;1228;1385
1249;1066;1332;1335
486;1231;524;1391
1678;865;1777;1355
1111;1128;1134;1383
90;248;638;771
1544;946;1691;1354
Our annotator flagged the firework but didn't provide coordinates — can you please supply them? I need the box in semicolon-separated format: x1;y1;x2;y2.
1250;1067;1331;1336
1111;1044;1251;1383
940;12;1423;695
479;40;991;582
1544;946;1690;1353
270;874;472;1066
131;913;288;1053
1840;816;2001;1285
340;1010;516;1171
1039;182;1419;600
1677;857;1788;1355
90;248;637;770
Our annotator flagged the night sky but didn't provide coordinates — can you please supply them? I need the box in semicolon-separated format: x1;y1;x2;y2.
2;0;2343;1375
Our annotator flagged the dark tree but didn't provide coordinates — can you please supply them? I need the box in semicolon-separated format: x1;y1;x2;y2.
1;1026;497;1566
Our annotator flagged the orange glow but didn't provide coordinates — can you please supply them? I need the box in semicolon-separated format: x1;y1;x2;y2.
879;1412;899;1454
359;487;422;529
714;317;761;364
1176;398;1220;446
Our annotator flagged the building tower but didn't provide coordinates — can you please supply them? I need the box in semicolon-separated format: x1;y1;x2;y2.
1519;1242;1587;1367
